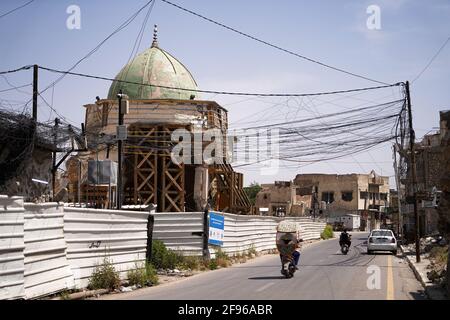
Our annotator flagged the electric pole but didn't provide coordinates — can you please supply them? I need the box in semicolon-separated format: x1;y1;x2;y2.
405;81;421;263
32;64;38;121
116;91;128;209
117;91;124;209
52;118;60;200
392;144;403;240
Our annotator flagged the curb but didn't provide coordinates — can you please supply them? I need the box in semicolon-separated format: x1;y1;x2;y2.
400;245;447;300
50;289;110;300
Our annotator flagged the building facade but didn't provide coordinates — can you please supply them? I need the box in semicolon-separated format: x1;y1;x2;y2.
255;181;310;216
402;110;449;237
254;170;390;220
293;171;390;216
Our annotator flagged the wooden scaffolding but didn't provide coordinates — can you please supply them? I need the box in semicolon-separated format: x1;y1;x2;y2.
124;124;185;212
210;163;252;214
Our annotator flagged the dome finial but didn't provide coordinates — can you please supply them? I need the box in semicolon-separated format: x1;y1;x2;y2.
151;24;158;47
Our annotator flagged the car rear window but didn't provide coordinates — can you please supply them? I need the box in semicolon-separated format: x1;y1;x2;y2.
371;230;393;237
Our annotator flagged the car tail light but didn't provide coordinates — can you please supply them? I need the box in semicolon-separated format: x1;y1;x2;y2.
391;238;396;243
369;237;373;243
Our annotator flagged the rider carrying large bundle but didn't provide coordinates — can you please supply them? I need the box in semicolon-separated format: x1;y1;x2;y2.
276;220;302;269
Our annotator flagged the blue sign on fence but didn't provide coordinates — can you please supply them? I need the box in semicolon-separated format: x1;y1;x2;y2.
208;212;224;246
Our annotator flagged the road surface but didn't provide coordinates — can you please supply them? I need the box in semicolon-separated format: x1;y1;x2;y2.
100;232;426;300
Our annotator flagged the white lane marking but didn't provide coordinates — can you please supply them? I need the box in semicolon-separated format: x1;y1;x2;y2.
256;282;275;292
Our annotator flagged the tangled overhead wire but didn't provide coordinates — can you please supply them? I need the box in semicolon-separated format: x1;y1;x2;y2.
0;109;84;185
230;98;407;167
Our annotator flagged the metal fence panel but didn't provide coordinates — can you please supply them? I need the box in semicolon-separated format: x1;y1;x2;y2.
23;203;74;299
63;207;149;289
152;212;204;256
0;196;25;300
210;213;326;257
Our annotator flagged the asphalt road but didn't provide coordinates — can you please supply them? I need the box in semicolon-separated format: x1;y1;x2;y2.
101;232;426;300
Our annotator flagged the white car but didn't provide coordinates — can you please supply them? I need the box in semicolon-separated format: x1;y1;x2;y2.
367;229;398;255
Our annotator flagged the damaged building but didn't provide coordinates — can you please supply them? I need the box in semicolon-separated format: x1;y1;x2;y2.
401;110;449;237
0;110;82;201
255;181;311;216
255;171;390;225
65;29;251;213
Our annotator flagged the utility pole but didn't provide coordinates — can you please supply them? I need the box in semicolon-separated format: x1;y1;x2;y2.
116;91;128;209
52;118;60;200
117;91;124;209
32;64;38;121
405;81;421;263
392;144;403;239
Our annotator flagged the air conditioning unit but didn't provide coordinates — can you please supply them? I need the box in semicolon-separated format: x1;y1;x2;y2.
87;160;118;185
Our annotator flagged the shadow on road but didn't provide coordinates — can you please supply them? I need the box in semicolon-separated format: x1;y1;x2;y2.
248;276;286;280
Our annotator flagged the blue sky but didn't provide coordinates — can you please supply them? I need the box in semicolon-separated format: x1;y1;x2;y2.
1;0;449;186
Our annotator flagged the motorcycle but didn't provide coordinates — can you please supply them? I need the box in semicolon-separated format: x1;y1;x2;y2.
280;252;296;278
340;234;351;255
276;221;303;278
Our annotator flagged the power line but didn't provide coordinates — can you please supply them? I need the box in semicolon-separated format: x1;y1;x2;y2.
161;0;389;85
0;65;32;75
412;36;450;83
117;0;156;94
37;65;401;97
38;0;155;96
0;0;35;19
0;83;31;93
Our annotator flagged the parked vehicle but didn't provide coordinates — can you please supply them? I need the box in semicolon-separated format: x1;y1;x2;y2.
367;229;398;255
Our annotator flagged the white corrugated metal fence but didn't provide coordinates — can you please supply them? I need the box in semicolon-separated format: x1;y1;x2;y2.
0;196;25;300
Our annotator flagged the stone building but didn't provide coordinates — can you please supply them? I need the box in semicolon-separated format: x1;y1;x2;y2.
254;170;390;220
293;171;390;217
403;110;449;237
254;181;311;216
65;27;251;213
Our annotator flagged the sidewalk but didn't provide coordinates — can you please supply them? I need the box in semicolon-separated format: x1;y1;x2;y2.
400;245;447;300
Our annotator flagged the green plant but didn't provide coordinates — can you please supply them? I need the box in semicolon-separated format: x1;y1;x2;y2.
88;257;121;290
127;264;147;287
180;256;201;270
321;224;334;240
145;262;159;285
208;259;218;270
59;290;71;300
247;245;257;257
127;261;159;287
150;240;184;270
215;248;229;260
243;182;262;205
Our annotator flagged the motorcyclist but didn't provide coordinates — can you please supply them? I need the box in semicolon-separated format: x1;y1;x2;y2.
339;229;352;248
278;238;301;269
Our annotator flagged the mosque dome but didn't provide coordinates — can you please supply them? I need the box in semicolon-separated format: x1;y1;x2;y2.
107;26;199;100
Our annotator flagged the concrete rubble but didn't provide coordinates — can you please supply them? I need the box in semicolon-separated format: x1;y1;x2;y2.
400;244;448;300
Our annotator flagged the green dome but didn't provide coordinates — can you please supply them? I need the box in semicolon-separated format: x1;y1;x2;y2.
107;42;199;100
